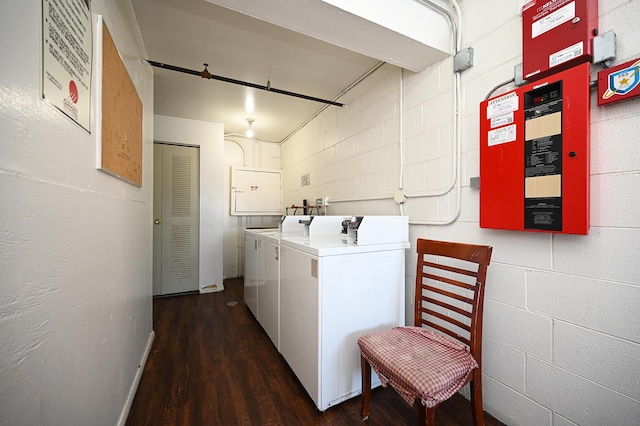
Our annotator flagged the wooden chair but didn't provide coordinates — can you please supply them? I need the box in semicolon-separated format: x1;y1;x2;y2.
357;238;493;425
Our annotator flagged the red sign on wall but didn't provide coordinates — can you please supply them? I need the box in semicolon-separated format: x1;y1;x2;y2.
522;0;598;82
597;58;640;106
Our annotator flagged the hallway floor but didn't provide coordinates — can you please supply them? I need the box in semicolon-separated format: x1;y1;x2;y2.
126;278;505;425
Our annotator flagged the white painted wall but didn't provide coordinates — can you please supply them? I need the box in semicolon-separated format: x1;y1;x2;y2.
206;0;450;72
0;0;154;425
154;115;225;292
321;0;452;53
281;0;640;424
222;136;281;279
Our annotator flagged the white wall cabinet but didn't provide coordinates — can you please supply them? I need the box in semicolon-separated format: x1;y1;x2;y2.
231;166;282;216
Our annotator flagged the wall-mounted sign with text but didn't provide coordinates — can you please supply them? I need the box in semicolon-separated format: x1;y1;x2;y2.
41;0;92;132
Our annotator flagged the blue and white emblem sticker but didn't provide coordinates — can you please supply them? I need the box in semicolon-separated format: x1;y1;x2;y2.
602;60;640;99
598;58;640;106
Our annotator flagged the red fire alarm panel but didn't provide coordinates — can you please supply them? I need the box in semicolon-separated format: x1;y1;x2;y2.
522;0;598;82
479;63;590;235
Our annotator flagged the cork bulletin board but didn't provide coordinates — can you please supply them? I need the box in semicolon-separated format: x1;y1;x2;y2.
99;19;142;186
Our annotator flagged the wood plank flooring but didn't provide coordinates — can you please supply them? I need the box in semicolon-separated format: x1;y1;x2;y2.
126;278;505;426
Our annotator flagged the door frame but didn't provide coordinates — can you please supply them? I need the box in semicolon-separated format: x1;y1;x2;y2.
152;115;226;295
153;141;200;295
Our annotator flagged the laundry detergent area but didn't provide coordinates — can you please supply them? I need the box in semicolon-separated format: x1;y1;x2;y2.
243;214;409;410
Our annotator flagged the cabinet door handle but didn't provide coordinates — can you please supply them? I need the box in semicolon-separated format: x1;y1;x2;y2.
275;246;279;260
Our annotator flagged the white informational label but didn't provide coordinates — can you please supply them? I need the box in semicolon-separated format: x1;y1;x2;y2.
490;112;514;129
486;92;519;119
488;124;517;147
532;1;575;39
550;41;584;68
41;0;92;132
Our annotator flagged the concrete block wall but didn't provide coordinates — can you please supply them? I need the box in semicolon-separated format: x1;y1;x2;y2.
281;0;640;424
282;63;403;215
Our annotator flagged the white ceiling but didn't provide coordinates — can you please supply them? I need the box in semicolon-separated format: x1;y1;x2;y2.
131;0;451;142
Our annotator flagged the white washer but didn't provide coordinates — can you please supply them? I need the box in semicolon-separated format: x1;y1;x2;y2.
278;216;408;411
244;216;347;350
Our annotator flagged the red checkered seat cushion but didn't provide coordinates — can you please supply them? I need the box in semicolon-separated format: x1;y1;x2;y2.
358;326;478;408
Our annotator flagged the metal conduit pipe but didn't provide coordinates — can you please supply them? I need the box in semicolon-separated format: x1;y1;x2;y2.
223;136;248;167
410;0;461;200
279;61;385;144
290;61;394;205
286;2;464;222
224;132;280;168
145;60;345;107
331;1;463;216
402;0;463;225
398;68;405;198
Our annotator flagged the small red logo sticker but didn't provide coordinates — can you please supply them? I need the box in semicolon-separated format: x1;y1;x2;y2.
69;80;79;104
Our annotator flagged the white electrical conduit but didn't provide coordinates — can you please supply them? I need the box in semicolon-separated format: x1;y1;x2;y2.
401;0;463;225
309;60;394;204
300;1;464;223
279;61;386;144
398;67;405;194
223;135;249;167
328;194;393;203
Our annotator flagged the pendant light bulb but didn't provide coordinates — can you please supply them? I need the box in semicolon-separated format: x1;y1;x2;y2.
246;118;255;138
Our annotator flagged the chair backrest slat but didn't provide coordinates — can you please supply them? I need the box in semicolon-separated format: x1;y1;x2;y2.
414;239;492;363
422;319;471;347
422;294;472;319
424;260;478;279
422;271;476;291
421;284;475;309
421;306;471;333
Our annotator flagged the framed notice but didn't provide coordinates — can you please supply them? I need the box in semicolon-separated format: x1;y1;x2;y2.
41;0;92;132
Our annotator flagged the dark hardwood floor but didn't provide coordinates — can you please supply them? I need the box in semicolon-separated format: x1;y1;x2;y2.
126;278;505;426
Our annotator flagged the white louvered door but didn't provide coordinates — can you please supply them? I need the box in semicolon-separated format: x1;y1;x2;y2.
153;143;199;295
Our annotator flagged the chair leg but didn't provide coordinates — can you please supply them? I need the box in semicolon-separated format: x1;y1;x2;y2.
360;354;372;421
471;370;485;426
417;402;436;426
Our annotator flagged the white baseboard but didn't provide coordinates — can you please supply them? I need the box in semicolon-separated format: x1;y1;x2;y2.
200;282;225;293
117;330;155;426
